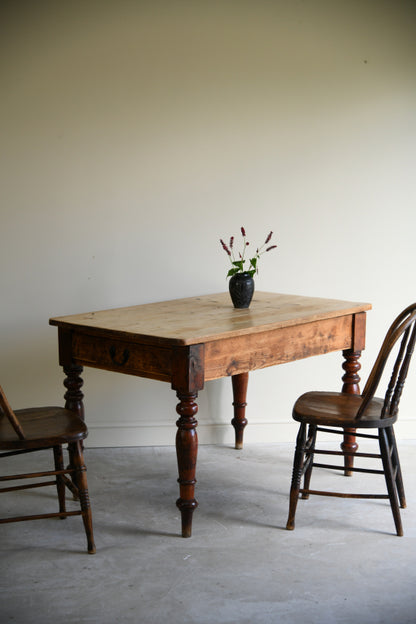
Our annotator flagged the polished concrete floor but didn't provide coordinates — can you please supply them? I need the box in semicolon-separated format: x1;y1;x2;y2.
1;441;415;624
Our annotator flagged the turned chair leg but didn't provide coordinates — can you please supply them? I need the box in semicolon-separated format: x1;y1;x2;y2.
286;423;307;530
379;428;403;537
64;444;80;501
53;445;66;516
69;442;96;554
386;427;406;508
301;425;317;499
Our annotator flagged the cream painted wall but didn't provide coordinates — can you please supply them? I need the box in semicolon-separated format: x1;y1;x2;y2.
1;0;415;447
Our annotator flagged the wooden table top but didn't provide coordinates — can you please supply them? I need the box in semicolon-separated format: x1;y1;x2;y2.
50;292;371;347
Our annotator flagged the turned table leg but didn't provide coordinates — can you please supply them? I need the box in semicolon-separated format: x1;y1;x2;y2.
63;364;85;421
231;372;249;449
341;349;362;476
176;391;199;538
63;364;85;498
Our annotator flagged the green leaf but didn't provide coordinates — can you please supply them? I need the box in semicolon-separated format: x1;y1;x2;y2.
227;268;239;277
232;260;244;270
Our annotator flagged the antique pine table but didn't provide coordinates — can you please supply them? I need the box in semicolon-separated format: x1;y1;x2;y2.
49;292;371;537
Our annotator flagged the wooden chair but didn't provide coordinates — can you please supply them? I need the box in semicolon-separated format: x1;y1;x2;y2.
0;384;95;553
286;303;416;536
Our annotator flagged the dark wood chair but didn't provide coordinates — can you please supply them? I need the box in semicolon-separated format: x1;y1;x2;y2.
0;384;95;553
286;303;416;536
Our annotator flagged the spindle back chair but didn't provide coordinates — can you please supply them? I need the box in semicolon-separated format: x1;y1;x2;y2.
286;303;416;536
0;384;95;553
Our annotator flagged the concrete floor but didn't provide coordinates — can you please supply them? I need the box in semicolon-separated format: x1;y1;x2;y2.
1;441;415;624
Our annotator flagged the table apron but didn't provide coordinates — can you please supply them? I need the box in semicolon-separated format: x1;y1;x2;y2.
204;315;355;380
60;313;362;384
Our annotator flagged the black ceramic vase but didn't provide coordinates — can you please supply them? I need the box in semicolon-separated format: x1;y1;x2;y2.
229;272;255;309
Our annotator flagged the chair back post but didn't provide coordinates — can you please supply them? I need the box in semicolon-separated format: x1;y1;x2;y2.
388;322;416;416
356;304;416;420
0;385;25;439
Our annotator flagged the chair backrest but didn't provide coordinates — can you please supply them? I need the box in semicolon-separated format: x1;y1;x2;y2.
0;384;25;439
356;303;416;420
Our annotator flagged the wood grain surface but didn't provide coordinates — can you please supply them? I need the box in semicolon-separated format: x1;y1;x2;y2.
50;292;371;346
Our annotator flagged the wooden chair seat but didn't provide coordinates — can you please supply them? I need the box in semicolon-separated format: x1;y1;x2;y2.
293;392;392;429
286;303;416;537
0;407;88;449
0;385;95;554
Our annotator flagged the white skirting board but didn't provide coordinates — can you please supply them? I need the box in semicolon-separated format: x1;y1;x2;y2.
85;419;416;448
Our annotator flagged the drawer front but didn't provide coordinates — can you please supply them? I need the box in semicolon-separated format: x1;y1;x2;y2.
71;333;173;382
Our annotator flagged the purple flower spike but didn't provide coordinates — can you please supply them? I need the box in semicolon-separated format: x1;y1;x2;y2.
266;245;277;252
241;227;246;237
265;231;273;244
220;239;231;256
